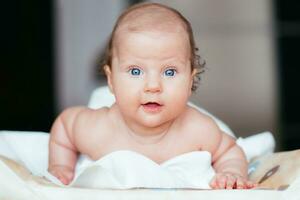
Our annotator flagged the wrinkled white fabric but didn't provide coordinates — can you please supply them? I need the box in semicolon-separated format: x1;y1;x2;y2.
70;150;215;189
0;131;275;189
0;132;215;189
236;132;275;162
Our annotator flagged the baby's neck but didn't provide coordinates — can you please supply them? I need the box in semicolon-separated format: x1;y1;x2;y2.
124;120;173;145
112;107;174;145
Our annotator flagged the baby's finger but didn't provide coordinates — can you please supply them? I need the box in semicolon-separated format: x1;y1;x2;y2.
246;180;257;189
236;177;246;189
58;175;70;185
54;171;72;185
225;175;236;189
209;177;218;189
216;174;227;189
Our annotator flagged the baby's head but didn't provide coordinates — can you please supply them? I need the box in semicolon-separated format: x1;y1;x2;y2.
101;2;204;91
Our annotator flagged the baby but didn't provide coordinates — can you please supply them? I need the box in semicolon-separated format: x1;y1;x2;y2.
48;3;255;189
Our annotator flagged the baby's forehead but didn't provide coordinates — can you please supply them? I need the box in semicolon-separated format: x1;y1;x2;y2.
115;4;187;36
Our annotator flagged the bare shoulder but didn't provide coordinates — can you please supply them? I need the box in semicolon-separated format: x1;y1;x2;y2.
59;106;88;128
71;106;110;130
63;106;113;157
182;106;220;132
180;106;223;154
59;106;109;132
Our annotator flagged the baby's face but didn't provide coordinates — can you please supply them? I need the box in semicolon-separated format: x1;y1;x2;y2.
106;30;195;129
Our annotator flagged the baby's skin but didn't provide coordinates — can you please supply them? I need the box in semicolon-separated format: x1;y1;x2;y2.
48;3;256;189
49;104;255;189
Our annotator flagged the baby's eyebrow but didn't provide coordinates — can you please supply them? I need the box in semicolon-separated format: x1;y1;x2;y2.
118;60;142;66
117;55;188;67
120;60;186;67
160;58;188;66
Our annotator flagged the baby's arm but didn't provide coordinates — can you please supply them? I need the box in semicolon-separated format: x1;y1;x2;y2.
210;133;255;189
48;107;85;185
200;119;255;189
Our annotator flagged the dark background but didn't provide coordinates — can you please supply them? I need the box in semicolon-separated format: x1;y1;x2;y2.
275;0;300;150
1;0;299;150
1;0;54;131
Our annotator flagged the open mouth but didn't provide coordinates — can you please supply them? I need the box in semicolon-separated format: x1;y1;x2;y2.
142;102;163;113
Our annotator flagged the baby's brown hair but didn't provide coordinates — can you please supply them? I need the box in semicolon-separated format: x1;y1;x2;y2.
100;2;205;91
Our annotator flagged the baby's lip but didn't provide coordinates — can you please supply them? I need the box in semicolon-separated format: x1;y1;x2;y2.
142;102;162;106
141;102;163;113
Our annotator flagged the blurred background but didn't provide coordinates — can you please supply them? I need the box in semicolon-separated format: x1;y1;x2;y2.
1;0;299;151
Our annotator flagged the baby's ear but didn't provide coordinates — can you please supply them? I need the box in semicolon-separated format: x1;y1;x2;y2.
104;65;114;94
189;68;198;94
191;68;198;77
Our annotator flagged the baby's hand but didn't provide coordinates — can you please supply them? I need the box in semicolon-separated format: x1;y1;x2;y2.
48;165;74;185
210;172;256;189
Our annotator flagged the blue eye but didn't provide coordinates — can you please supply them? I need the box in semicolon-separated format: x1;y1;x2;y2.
164;69;176;77
130;68;142;76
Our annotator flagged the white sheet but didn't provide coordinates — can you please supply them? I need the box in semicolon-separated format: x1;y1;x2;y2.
0;130;275;189
72;150;215;189
1;154;297;200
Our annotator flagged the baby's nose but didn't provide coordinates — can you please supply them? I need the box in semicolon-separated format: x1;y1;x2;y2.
144;75;162;93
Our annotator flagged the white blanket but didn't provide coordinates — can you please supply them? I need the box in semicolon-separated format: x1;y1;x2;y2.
0;130;274;189
72;150;215;189
0;153;299;200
